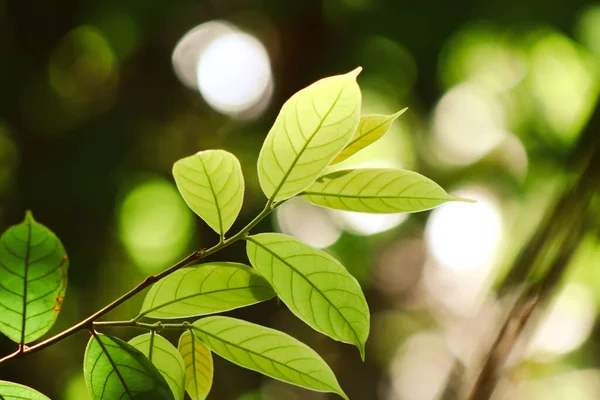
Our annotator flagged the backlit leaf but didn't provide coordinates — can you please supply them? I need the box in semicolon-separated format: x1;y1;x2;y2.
257;68;362;202
173;150;244;236
178;330;213;400
0;211;68;344
330;109;407;164
84;333;174;400
246;233;369;359
138;262;275;320
129;333;186;400
0;380;50;399
303;168;458;213
192;316;348;399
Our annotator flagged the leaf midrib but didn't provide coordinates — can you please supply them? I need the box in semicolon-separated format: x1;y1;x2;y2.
302;192;453;201
198;156;224;236
269;82;350;202
247;237;362;350
191;326;339;393
20;217;32;345
94;335;134;399
189;332;201;397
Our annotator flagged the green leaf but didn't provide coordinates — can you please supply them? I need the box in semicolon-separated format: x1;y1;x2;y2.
138;262;275;320
178;330;213;400
330;109;407;165
303;168;459;213
173;150;244;236
0;380;50;399
0;211;68;344
84;333;174;400
246;233;369;359
257;68;362;202
191;316;347;399
129;333;186;400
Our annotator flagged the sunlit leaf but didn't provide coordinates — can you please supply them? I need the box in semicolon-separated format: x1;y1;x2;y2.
191;316;348;399
173;150;244;236
84;333;174;400
257;68;362;202
138;262;275;320
246;233;369;359
303;168;459;213
0;211;68;344
129;333;186;400
330;109;407;164
0;380;51;399
178;330;213;400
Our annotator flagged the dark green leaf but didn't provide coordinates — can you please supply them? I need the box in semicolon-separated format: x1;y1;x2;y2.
0;211;68;344
84;333;174;400
0;380;50;399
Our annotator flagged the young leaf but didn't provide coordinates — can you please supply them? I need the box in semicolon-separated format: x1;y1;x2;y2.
84;333;174;400
246;233;369;359
303;168;458;213
0;211;68;344
178;330;213;400
191;316;348;399
257;68;362;202
330;109;407;165
138;262;275;320
173;150;244;236
0;380;50;399
129;333;186;400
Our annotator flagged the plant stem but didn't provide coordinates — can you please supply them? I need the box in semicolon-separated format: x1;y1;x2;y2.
467;143;600;400
0;203;274;365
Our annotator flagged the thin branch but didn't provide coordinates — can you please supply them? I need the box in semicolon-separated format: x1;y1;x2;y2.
467;146;600;400
0;203;274;365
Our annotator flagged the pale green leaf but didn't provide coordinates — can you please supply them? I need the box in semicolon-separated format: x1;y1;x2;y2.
173;150;244;236
303;168;459;213
0;211;68;344
0;380;50;399
330;109;407;164
246;233;369;359
178;330;213;400
257;68;362;202
84;333;174;400
192;316;347;399
129;333;186;400
138;262;275;320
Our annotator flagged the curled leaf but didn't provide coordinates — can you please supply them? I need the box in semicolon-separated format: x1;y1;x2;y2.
331;109;407;164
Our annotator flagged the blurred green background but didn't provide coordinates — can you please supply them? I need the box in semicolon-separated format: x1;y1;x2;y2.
2;0;600;399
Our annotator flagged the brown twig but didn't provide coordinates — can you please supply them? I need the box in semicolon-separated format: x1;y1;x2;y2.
0;203;274;365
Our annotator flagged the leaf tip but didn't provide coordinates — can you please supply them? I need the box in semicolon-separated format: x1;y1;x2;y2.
358;343;366;362
392;107;409;119
346;66;362;80
24;210;35;222
453;196;477;204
